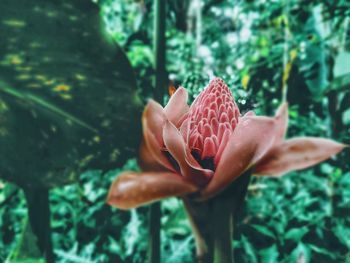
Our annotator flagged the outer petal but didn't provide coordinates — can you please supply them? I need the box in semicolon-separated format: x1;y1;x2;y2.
163;121;214;186
199;115;279;200
274;102;288;145
242;110;256;117
107;171;198;209
179;117;190;142
164;87;190;127
139;140;168;172
142;100;175;171
254;137;347;176
143;100;166;144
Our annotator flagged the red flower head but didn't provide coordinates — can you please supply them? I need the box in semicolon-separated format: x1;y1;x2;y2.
108;78;345;209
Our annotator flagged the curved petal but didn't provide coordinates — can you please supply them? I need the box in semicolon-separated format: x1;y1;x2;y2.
199;115;279;200
242;110;256;117
164;87;190;127
179;117;190;142
143;100;166;145
107;171;198;209
142;100;175;171
139;140;168;172
274;102;288;145
254;137;347;176
163;121;214;187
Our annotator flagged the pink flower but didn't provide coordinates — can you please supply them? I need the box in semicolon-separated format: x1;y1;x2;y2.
107;78;346;209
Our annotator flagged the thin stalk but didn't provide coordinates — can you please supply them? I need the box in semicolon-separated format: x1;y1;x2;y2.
148;202;161;263
153;0;166;103
281;0;290;102
148;0;166;262
341;16;349;51
24;187;54;263
195;0;202;50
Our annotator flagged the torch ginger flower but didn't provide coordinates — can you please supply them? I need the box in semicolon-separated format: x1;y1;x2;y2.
107;78;345;209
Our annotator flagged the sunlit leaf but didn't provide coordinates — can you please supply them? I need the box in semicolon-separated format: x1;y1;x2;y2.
259;244;279;263
251;224;275;239
284;227;309;242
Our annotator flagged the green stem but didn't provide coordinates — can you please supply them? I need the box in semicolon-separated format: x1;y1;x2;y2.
185;170;252;263
148;202;161;263
184;199;234;263
281;0;290;102
153;0;166;103
212;202;233;263
23;187;54;263
183;199;211;262
148;0;166;262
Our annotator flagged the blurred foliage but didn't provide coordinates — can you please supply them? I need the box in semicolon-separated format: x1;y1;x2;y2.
1;0;350;262
0;0;142;188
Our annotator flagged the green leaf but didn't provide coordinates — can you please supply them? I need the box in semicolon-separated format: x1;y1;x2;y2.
333;51;350;78
285;227;309;242
333;221;350;249
11;260;44;263
297;15;328;98
251;224;275;239
342;107;350;126
241;235;258;263
10;217;42;262
289;243;311;263
309;244;338;259
259;245;279;263
0;0;142;187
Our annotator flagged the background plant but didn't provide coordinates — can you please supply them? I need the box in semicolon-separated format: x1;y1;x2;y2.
1;0;349;262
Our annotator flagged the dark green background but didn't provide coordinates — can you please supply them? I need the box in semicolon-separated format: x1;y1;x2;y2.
0;0;349;262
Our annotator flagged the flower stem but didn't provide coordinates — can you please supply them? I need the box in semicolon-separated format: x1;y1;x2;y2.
148;0;166;261
212;201;233;263
153;0;166;103
23;187;54;263
184;170;252;263
148;0;167;263
148;202;161;263
184;199;234;263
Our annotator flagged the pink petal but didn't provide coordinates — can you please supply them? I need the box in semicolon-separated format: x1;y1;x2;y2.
199;115;279;200
164;87;190;127
139;140;168;172
202;137;217;159
214;129;231;166
211;118;219;135
177;112;189;128
202;124;213;138
243;110;256;117
254;137;347;176
219;112;229;123
179;117;190;142
107;171;198;209
143;100;166;145
142;100;175;171
274;102;288;145
217;123;226;142
163;121;214;186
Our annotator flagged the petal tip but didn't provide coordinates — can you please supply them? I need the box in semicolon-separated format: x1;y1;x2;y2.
175;86;187;94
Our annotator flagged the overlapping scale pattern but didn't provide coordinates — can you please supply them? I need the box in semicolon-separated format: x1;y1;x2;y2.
183;78;240;170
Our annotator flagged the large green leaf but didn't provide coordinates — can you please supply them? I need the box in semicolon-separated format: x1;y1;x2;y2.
297;14;328;98
0;0;142;188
